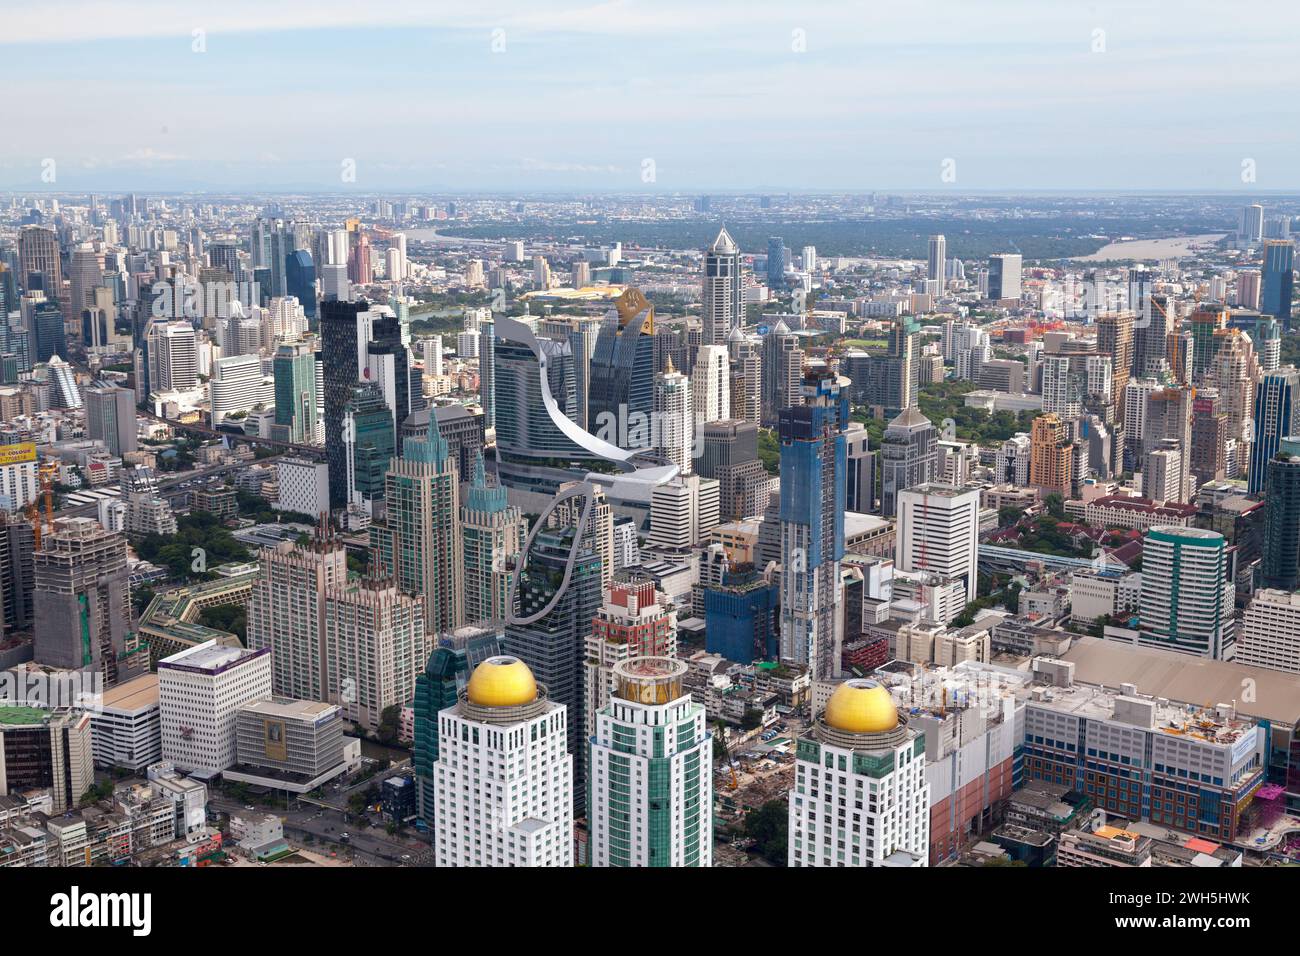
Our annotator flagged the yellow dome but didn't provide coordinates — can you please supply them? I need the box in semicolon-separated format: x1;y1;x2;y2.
824;680;899;734
466;656;537;707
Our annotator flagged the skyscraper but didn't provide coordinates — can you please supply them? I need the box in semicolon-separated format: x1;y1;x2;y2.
894;483;981;608
927;235;947;288
1029;413;1073;496
987;253;1022;301
789;680;929;867
85;384;138;458
588;657;711;867
778;371;849;682
285;249;317;325
1261;451;1300;590
691;343;730;425
461;451;526;625
587;287;656;441
324;576;428;732
369;411;463;636
728;326;763;426
246;536;348;702
879;406;938;517
433;656;572;867
652;355;693;475
1137;526;1234;659
760;319;804;427
32;517;145;687
272;340;318;445
1249;367;1300;495
1261;239;1295;328
766;236;787;291
322;297;369;508
506;492;603;812
703;226;743;346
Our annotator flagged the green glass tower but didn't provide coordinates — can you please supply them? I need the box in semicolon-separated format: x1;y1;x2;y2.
272;339;318;444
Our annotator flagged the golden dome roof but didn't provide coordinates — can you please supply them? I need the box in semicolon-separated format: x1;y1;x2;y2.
466;656;538;707
823;680;899;734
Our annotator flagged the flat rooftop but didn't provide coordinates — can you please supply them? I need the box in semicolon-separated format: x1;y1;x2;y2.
99;673;160;712
160;640;266;673
1062;636;1300;727
238;697;338;721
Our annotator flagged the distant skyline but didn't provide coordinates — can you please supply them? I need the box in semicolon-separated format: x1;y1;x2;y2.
3;0;1299;192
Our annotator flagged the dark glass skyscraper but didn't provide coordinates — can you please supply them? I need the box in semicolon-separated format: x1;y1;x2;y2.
322;297;369;508
32;301;66;363
766;236;786;290
1261;452;1300;590
1261;239;1295;329
586;288;655;441
285;249;317;325
1249;367;1300;495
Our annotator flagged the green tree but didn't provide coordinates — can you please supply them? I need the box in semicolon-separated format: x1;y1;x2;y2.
743;800;789;867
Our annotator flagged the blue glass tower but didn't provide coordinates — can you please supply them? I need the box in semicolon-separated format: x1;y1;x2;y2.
1249;367;1300;495
766;236;786;291
777;371;849;681
1261;240;1295;329
285;249;317;325
586;288;655;445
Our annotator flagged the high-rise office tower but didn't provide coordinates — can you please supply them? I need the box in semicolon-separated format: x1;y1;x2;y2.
1143;439;1186;503
146;320;197;391
927;235;946;288
760;319;804;427
845;421;877;514
703;226;743;346
69;242;103;318
1261;239;1295;328
987;253;1022;301
587;287;656;440
85;384;138;458
789;679;929;867
365;312;411;456
728;326;763;426
433;656;572;867
895;483;980;607
285;249;317;325
1238;270;1263;311
324;576;428;732
29;299;65;364
369;411;463;636
1029;413;1074;496
345;382;396;507
246;537;348;702
1249;367;1300;495
1240;203;1265;243
879;407;938;517
461;452;526;625
691;343;730;425
322;297;369;508
1261;451;1300;590
208;352;270;425
778;372;848;682
766;236;787;291
32;517;145;686
588;657;711;867
698;419;769;522
653;355;693;474
647;474;720;552
1143;386;1195;499
159;641;273;776
272;340;318;445
17;225;61;298
0;708;92;816
1138;526;1234;659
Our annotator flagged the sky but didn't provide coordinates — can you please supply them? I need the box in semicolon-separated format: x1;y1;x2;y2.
2;0;1299;193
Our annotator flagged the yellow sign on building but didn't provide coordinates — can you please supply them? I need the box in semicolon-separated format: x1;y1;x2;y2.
0;442;37;466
